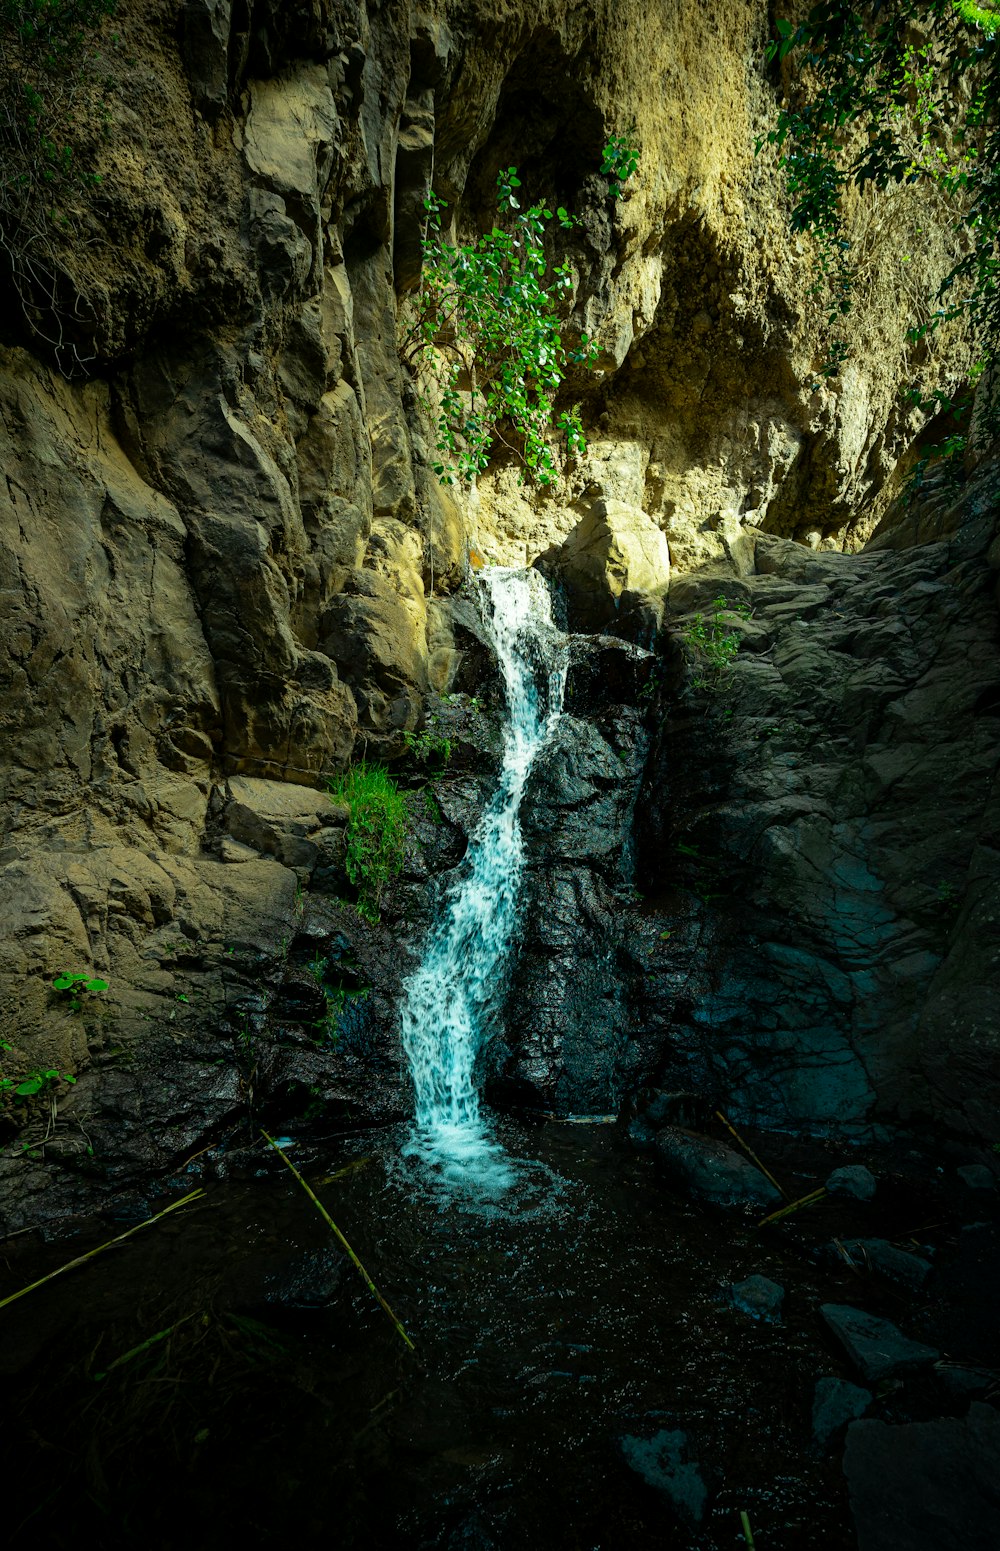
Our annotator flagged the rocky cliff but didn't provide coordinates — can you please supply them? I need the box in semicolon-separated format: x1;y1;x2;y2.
1;0;997;1221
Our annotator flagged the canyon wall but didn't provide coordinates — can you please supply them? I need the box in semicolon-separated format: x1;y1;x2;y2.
0;0;996;1217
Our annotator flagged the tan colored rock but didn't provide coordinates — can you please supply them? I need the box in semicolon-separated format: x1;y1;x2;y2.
541;496;670;631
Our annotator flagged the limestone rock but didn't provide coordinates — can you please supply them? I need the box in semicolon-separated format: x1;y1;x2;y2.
222;776;347;872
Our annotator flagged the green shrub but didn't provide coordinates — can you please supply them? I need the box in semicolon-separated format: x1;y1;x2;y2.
402;166;598;486
759;2;1000;415
327;762;407;921
683;596;751;688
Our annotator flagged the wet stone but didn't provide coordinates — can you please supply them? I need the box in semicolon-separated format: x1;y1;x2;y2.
652;1127;782;1211
826;1165;877;1201
727;1274;784;1322
844;1403;1000;1551
837;1238;931;1289
618;1428;708;1527
956;1164;996;1192
936;1365;996;1398
259;1247;344;1309
812;1376;872;1449
821;1304;939;1382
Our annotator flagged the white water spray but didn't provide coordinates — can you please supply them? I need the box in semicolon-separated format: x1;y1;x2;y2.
400;567;567;1191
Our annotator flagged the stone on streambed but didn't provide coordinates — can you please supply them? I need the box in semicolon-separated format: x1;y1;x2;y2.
825;1165;877;1201
812;1377;872;1449
834;1238;931;1289
726;1274;785;1322
652;1127;782;1210
956;1164;997;1192
821;1304;939;1382
618;1429;708;1527
844;1404;1000;1551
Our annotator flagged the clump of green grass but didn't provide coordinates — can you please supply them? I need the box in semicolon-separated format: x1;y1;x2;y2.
327;762;407;921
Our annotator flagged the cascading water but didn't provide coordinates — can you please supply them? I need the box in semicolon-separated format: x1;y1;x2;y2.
400;567;567;1191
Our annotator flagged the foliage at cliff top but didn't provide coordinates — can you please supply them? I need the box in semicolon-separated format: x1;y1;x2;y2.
0;0;118;372
762;0;999;434
401;167;598;487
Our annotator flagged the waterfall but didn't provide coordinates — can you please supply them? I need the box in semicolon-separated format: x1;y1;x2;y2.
400;567;567;1190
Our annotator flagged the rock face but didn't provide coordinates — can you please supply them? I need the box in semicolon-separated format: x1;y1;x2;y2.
0;0;998;1214
634;467;1000;1139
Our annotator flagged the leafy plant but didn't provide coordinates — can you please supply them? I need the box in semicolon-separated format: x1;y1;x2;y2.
0;1065;76;1100
402;167;598;486
682;596;751;686
51;970;109;1011
327;762;408;921
759;1;999;416
403;726;452;767
601;131;640;197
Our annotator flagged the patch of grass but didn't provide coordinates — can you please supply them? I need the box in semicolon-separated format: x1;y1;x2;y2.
328;762;407;921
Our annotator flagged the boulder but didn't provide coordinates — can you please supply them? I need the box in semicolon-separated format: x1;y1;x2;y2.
844;1404;1000;1551
826;1165;877;1201
652;1128;782;1210
821;1304;939;1382
836;1238;931;1289
812;1377;872;1449
618;1429;708;1527
727;1274;784;1322
539;497;670;633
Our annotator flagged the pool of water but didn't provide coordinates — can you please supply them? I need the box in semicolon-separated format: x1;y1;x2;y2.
1;1117;896;1550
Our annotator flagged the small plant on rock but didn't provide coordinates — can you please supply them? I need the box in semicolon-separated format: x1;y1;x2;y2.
327;762;408;922
1;1065;76;1101
683;596;752;689
402;726;452;767
601;131;640;197
51;970;109;1011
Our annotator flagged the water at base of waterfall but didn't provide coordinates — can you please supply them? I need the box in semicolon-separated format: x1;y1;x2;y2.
399;567;567;1195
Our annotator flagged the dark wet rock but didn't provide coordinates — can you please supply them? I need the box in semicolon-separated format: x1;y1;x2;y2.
936;1365;997;1399
635;496;1000;1142
618;1428;708;1527
826;1165;877;1201
844;1403;1000;1551
727;1274;784;1321
835;1238;931;1289
812;1376;872;1448
652;1127;782;1210
638;1089;716;1131
628;1117;657;1151
493;690;655;1114
957;1164;997;1192
262;1246;345;1309
821;1304;940;1382
563;635;655;714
